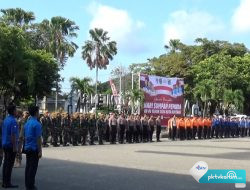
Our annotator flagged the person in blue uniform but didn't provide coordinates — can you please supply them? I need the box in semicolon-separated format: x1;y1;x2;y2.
230;118;235;138
23;106;42;190
240;117;246;137
219;117;225;138
224;117;230;138
2;104;19;188
0;116;3;169
214;116;220;138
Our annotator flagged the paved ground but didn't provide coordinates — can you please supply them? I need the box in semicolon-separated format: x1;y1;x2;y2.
8;137;250;190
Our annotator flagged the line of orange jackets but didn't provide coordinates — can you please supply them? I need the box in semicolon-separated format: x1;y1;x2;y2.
168;117;212;129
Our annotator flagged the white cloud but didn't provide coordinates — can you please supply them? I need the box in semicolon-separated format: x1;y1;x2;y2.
87;2;147;54
163;10;224;44
232;0;250;33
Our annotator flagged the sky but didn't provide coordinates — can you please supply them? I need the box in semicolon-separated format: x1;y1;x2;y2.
1;0;250;93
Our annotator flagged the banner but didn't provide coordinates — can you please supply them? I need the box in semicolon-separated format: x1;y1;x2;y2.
140;74;184;125
109;79;118;96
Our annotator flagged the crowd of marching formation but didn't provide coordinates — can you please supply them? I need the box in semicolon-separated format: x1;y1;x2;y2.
16;111;163;147
168;115;250;140
4;111;250;148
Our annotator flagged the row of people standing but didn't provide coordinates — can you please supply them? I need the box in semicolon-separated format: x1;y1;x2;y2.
1;105;42;189
168;115;250;140
39;112;163;146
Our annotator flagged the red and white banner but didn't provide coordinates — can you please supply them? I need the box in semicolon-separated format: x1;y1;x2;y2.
109;79;118;96
140;74;184;125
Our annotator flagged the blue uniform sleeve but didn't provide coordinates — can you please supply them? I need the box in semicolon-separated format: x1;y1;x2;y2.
36;122;42;138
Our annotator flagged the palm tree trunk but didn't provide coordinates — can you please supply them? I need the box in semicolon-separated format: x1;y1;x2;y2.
95;66;98;116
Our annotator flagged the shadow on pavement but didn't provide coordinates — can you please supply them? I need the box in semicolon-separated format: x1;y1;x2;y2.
8;158;247;190
136;150;250;161
154;144;250;151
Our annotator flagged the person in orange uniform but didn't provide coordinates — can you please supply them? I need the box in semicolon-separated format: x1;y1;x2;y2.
178;117;185;140
203;117;208;139
185;117;192;140
192;116;199;140
207;117;212;139
197;117;204;139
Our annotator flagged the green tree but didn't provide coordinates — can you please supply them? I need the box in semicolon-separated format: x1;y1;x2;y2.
82;28;117;112
0;23;59;107
70;77;94;111
70;77;94;95
0;8;35;28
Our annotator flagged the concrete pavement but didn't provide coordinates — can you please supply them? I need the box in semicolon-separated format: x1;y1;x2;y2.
8;137;250;190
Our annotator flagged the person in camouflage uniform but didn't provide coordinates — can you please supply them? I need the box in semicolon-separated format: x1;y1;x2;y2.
97;114;105;145
80;113;89;145
40;111;50;147
71;113;80;146
88;114;96;145
62;113;71;146
51;113;59;147
56;112;63;145
15;111;29;167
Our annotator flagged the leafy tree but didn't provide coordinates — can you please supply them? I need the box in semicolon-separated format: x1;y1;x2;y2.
0;23;59;108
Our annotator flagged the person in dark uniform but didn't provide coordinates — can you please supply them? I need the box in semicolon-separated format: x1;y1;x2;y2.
117;113;126;144
40;111;50;147
104;114;110;142
80;114;88;145
2;104;19;188
71;113;79;146
127;115;135;143
51;113;58;147
62;113;71;146
88;114;96;145
109;113;117;144
23;106;42;190
56;113;63;145
148;116;155;142
96;114;105;145
141;115;148;142
156;116;161;142
134;115;141;143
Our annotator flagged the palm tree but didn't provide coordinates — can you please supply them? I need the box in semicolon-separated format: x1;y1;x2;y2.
165;39;182;53
126;88;144;114
70;77;94;112
223;89;244;114
82;28;117;113
37;17;79;110
0;8;35;28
